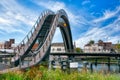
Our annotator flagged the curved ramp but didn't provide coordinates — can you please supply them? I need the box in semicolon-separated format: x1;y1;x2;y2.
2;9;74;71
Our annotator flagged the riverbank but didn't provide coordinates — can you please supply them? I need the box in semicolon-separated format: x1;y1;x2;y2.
0;65;120;80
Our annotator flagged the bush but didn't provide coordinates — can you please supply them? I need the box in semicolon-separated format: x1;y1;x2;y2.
0;65;120;80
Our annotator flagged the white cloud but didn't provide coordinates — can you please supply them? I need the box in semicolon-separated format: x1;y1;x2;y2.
108;36;120;44
0;0;37;34
0;25;25;34
75;6;120;48
0;17;10;23
75;27;106;48
76;15;120;48
81;0;91;5
34;0;119;48
39;1;65;12
32;0;91;43
33;0;85;26
92;6;120;23
32;0;94;42
6;11;35;26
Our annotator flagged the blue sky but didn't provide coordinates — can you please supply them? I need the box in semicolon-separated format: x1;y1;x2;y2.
0;0;120;48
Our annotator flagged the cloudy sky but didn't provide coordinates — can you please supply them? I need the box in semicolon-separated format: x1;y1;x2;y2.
0;0;120;48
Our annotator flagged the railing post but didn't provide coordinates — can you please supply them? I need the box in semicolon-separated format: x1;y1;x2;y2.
118;57;120;73
108;57;110;72
39;51;41;58
18;46;20;53
43;46;44;52
27;35;29;41
19;55;21;69
90;63;93;73
48;54;52;70
34;56;36;63
28;57;30;67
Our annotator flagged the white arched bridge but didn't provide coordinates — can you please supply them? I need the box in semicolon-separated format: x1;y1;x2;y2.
0;9;120;73
0;9;74;72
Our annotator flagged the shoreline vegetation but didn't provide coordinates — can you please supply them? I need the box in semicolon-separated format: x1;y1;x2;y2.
0;65;120;80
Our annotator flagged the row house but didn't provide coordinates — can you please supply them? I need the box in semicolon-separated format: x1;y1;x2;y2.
84;41;112;53
50;43;65;53
0;39;15;49
0;42;5;49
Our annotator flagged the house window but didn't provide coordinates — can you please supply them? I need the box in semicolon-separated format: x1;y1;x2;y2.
52;48;55;51
57;48;61;51
99;49;100;51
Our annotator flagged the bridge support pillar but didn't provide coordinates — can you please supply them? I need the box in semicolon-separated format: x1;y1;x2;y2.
19;55;21;69
108;57;110;72
48;55;52;70
61;60;70;72
90;63;93;73
0;57;2;63
95;58;97;67
68;56;74;62
118;57;120;73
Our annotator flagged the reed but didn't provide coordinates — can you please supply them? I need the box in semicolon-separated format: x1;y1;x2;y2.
0;65;120;80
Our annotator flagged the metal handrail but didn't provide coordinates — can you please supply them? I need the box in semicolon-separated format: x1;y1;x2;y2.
11;10;54;63
2;9;73;70
21;10;63;68
15;10;54;52
19;12;59;68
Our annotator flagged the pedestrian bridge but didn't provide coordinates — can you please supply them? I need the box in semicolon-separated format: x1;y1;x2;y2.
0;9;119;73
0;9;74;73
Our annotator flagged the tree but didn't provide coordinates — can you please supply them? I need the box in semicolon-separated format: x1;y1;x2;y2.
115;43;120;53
98;40;103;43
88;40;95;45
75;47;83;53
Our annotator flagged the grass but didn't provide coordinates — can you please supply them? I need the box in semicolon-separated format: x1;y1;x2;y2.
0;65;120;80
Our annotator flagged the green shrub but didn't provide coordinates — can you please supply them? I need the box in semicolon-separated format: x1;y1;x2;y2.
0;71;24;80
0;65;120;80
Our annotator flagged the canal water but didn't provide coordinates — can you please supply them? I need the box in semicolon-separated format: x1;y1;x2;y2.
0;63;10;70
78;61;120;73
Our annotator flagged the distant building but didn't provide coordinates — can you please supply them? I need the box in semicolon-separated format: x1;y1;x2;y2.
4;39;15;49
84;41;112;53
28;43;66;52
84;43;103;53
49;43;67;69
51;43;65;53
0;39;15;49
0;42;5;49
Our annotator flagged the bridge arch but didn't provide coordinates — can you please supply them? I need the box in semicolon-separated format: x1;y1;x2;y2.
11;9;74;68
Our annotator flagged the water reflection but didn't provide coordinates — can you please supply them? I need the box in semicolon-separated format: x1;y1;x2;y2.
78;61;120;73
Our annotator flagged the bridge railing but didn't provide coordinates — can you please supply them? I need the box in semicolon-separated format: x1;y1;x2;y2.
7;9;74;69
12;10;54;63
15;10;54;51
83;49;120;54
18;11;59;68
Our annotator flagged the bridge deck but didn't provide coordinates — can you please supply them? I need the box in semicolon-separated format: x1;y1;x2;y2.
0;54;14;57
1;53;120;57
50;53;120;57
